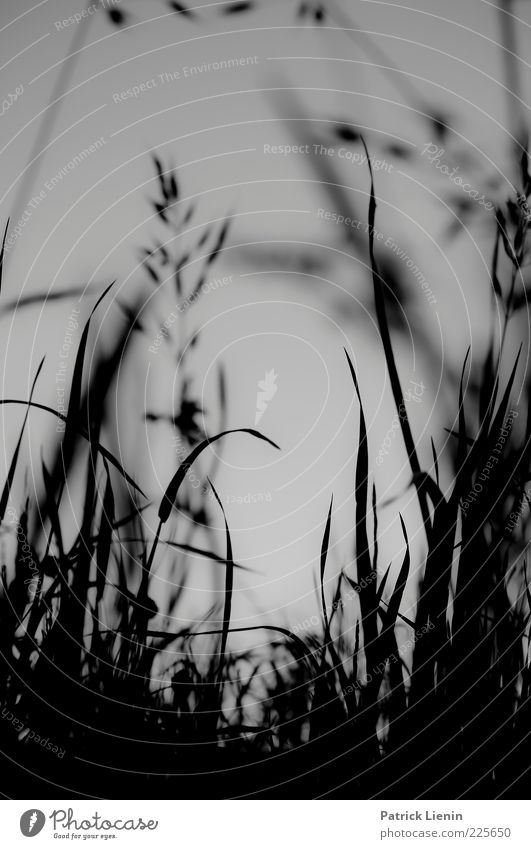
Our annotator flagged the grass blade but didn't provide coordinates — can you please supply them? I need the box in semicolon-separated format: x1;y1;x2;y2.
0;219;9;295
0;399;145;497
344;349;377;648
208;477;234;682
96;462;115;602
61;281;115;476
319;495;334;634
0;357;44;523
359;137;430;533
158;428;279;523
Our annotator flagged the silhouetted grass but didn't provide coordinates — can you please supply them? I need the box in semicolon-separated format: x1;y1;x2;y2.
0;141;529;801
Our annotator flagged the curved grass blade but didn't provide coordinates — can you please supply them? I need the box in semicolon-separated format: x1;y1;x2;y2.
147;624;319;672
431;438;439;488
158;428;280;523
0;219;9;295
319;495;334;635
208;477;234;683
384;515;410;629
318;495;350;695
61;280;115;475
376;563;391;606
372;481;379;570
0;356;44;523
359;136;430;534
490;228;502;298
0;399;145;497
164;540;250;570
120;537;252;571
457;347;471;470
452;345;521;504
344;349;378;654
96;461;115;602
329;571;345;627
41;458;65;562
140;429;279;620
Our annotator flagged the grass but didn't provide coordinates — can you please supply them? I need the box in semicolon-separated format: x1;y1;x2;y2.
0;138;529;800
